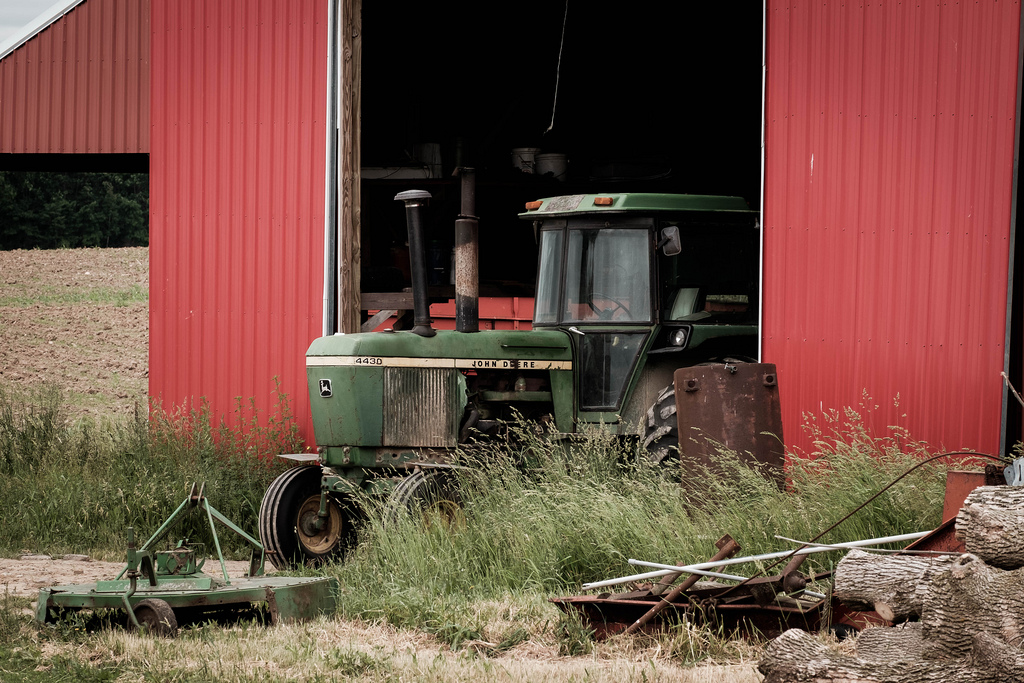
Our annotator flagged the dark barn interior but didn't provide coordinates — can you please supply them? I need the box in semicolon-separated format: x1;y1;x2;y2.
359;2;763;297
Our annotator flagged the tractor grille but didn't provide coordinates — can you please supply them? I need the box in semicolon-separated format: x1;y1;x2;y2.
382;367;461;447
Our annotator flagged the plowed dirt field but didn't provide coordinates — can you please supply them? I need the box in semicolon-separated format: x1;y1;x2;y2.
0;247;148;419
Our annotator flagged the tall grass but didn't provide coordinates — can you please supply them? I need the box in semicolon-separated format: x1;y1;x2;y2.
329;407;950;638
0;382;298;557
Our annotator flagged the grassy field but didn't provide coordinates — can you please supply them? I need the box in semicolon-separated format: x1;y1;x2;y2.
0;248;958;681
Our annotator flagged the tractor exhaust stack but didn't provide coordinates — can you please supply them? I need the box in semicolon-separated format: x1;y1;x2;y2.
454;167;479;333
395;190;436;338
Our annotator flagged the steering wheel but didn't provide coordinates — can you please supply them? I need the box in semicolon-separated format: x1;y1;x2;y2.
589;292;631;320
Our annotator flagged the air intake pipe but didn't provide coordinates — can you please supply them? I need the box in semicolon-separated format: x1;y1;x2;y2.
395;190;436;337
454;167;479;333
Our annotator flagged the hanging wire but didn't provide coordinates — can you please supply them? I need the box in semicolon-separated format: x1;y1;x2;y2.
1002;371;1024;408
544;0;569;135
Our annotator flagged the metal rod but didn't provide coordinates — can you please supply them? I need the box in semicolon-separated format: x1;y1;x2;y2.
116;495;192;580
652;533;739;596
625;536;741;634
204;499;231;585
395;190;435;337
581;531;930;591
664;567;747;582
773;534;958;556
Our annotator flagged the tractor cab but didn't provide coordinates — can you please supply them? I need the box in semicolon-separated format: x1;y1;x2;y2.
522;193;759;417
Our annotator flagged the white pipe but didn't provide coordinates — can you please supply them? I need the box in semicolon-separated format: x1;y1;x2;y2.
581;531;930;591
668;568;748;582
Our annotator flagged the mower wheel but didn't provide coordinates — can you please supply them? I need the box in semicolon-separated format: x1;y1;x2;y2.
642;383;679;466
133;598;177;636
259;465;355;569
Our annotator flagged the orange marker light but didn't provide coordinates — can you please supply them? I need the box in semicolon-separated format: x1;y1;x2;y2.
593;197;614;206
525;200;543;210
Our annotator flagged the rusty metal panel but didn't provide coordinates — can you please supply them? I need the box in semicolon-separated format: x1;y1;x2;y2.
0;0;149;153
382;368;460;448
764;1;1020;455
148;0;328;440
674;363;784;474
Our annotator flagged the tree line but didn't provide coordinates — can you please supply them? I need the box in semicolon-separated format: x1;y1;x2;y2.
0;171;148;250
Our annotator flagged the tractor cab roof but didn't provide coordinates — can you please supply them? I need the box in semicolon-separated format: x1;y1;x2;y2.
518;193;755;219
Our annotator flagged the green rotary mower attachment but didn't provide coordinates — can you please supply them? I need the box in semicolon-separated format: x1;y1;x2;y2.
36;483;337;635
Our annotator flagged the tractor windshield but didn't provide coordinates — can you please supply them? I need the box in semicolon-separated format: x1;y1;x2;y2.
535;226;652;325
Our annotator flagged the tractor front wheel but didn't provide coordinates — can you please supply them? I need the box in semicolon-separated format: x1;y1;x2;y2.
259;465;355;569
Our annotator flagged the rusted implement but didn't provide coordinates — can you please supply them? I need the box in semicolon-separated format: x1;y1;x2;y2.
675;362;784;478
552;530;933;639
36;484;337;634
624;534;742;634
552;533;827;639
552;572;830;640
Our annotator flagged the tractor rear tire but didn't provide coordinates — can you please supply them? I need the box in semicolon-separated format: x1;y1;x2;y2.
642;383;679;466
133;598;177;636
259;465;354;570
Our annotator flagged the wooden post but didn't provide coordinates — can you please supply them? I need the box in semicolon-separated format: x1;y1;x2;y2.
336;0;362;333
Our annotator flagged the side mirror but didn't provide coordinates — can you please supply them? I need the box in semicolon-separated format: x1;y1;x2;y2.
659;226;682;256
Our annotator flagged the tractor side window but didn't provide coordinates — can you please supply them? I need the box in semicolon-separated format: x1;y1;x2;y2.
564;229;651;323
534;230;563;324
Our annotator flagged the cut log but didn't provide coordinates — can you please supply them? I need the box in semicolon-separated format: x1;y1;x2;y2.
855;623;927;663
833;549;956;622
758;628;996;683
970;632;1024;680
955;486;1024;569
920;553;1024;660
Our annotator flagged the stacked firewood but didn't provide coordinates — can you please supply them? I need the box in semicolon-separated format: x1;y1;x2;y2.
758;486;1024;682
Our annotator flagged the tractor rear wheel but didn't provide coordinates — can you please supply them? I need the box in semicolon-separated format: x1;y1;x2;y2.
642;383;679;466
387;470;465;528
259;465;355;569
133;598;177;636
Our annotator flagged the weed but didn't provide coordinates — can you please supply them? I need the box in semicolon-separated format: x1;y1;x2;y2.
556;609;595;656
325;647;392;676
661;619;747;666
0;381;295;556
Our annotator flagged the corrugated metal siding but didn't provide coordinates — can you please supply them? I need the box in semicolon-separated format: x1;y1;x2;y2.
0;0;149;153
764;0;1020;455
149;0;328;439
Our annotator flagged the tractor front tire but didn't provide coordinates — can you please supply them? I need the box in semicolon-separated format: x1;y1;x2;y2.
259;465;354;570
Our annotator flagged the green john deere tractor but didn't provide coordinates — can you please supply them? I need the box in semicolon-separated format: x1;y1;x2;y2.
259;189;763;568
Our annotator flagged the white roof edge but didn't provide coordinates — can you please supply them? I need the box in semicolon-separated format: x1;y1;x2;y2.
0;0;88;62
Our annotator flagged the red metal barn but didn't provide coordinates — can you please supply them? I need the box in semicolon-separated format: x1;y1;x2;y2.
0;0;330;438
1;0;1022;456
763;0;1022;455
148;0;328;438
